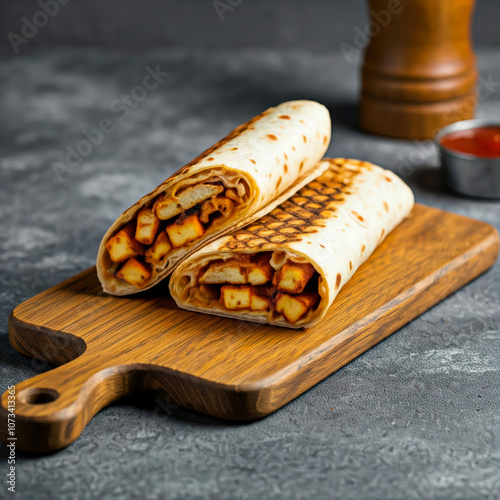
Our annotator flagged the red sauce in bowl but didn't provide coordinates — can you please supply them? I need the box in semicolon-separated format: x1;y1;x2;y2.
440;126;500;158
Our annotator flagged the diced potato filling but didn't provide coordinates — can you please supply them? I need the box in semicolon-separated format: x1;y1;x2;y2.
273;262;315;294
197;253;319;323
135;208;160;245
166;213;205;248
116;257;152;287
275;293;319;323
106;224;145;263
145;231;172;265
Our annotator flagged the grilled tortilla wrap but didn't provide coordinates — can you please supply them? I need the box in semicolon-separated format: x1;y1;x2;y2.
170;158;415;328
97;100;331;295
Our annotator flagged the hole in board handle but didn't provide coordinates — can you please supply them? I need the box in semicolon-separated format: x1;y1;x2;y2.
18;388;60;405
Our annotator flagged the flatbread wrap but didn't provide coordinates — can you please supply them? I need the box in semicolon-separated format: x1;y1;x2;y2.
169;158;415;328
97;100;331;295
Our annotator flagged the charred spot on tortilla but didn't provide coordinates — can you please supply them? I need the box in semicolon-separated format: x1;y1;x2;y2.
284;164;289;173
313;220;327;228
278;115;291;120
336;273;342;290
267;134;278;141
249;159;256;164
352;211;364;222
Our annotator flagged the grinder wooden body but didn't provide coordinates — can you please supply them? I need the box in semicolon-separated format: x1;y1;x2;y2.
360;0;477;139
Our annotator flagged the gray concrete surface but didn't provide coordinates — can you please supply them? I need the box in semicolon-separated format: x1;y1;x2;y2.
1;0;499;51
0;47;499;500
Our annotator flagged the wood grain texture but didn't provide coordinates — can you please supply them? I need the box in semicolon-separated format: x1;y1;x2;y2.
360;0;477;139
1;204;498;452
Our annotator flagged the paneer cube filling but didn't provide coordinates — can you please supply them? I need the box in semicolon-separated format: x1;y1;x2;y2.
166;213;205;248
116;257;152;288
275;293;318;324
135;208;161;245
273;262;315;294
197;253;320;323
105;182;242;287
106;224;145;263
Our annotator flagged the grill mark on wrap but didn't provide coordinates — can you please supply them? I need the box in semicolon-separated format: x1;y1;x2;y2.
222;158;367;250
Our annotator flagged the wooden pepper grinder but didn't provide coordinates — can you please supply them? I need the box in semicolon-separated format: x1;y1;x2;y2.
360;0;477;140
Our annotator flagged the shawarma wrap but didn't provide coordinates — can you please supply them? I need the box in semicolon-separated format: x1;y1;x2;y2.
97;100;331;295
169;158;415;328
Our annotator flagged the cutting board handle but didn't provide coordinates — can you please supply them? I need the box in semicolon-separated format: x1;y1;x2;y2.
1;352;149;452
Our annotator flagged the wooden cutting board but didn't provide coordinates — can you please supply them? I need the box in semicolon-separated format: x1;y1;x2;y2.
1;204;498;452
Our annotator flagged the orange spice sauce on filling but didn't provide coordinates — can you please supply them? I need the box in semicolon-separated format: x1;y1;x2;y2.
440;126;500;158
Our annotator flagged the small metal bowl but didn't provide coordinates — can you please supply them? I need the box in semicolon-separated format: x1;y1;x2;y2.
435;119;500;199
